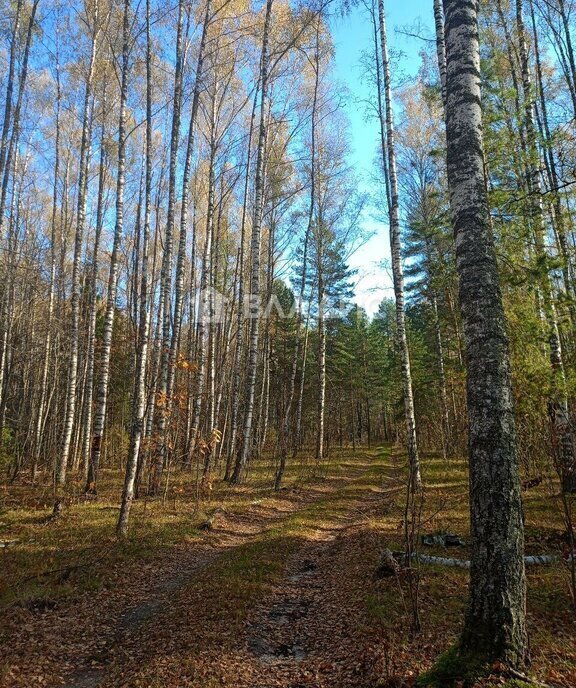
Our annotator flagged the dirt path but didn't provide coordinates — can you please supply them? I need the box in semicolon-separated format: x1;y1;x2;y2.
95;453;398;688
2;450;396;688
243;522;374;686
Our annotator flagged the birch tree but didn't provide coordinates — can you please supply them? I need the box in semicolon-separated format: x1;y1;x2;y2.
230;0;274;484
57;0;101;485
515;0;576;493
442;0;528;667
149;0;186;495
86;0;131;493
377;0;422;490
118;0;153;537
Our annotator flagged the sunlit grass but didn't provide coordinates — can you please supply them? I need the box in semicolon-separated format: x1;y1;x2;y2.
0;446;389;610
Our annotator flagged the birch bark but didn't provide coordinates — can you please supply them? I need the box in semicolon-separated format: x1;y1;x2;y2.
230;0;274;484
443;0;528;666
378;0;421;489
86;0;131;493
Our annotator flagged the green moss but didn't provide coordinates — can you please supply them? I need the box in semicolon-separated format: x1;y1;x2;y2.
415;646;489;687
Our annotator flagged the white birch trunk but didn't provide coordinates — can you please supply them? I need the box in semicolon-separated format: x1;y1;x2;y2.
86;0;130;493
58;5;99;485
153;0;186;493
378;0;422;490
516;0;576;493
230;0;274;484
118;0;153;537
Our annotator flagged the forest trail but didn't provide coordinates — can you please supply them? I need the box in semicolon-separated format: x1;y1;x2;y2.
3;448;403;688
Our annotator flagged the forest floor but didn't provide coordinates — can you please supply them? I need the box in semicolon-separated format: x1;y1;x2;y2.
0;446;575;688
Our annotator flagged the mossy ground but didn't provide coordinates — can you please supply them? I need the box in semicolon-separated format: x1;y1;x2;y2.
414;646;489;687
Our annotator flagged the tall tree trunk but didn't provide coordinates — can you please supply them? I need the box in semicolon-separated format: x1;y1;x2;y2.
152;0;186;493
230;0;274;484
165;0;211;469
190;145;216;459
0;0;23;211
529;0;575;318
255;205;276;462
432;295;451;458
225;74;261;481
378;0;422;490
0;1;38;445
32;19;61;480
316;261;326;462
0;155;20;445
280;13;318;483
274;223;310;488
81;86;108;477
86;0;131;493
118;0;153;537
0;0;39;236
443;0;528;667
516;0;576;493
370;0;391;213
557;0;576;118
57;4;100;485
139;165;167;492
293;295;312;457
213;247;238;467
433;0;447;108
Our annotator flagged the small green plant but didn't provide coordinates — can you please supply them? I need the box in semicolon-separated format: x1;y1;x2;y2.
416;646;489;687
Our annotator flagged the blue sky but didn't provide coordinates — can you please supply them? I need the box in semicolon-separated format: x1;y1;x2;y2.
331;2;435;315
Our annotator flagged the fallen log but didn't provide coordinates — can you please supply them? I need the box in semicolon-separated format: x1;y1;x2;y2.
411;553;573;568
